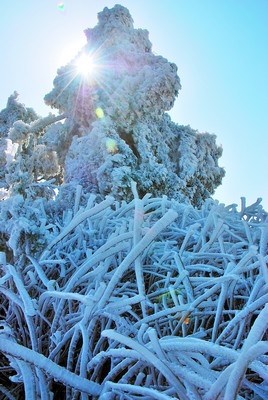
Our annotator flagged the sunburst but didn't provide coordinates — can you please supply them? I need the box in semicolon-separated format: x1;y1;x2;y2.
75;53;96;78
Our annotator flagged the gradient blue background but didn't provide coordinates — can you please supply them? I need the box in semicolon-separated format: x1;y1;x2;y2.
1;1;267;209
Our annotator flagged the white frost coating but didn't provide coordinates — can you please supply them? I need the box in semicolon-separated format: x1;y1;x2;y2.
224;342;268;400
108;294;146;309
39;290;95;305
44;195;114;251
0;338;102;396
41;4;224;205
27;255;50;288
0;5;267;399
222;305;268;394
101;329;188;399
8;264;36;316
258;253;268;284
241;303;268;352
147;327;167;361
216;293;268;344
132;181;147;316
63;241;128;290
97;208;178;308
159;337;237;361
0;190;267;398
0;93;67;195
101;381;175;400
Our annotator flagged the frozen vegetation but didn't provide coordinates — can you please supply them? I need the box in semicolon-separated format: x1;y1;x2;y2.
0;4;267;399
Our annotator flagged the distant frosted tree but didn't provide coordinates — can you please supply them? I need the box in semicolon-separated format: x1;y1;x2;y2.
0;92;38;138
0;92;38;193
0;94;65;197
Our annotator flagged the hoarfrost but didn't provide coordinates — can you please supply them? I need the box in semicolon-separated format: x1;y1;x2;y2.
0;4;267;400
43;4;224;205
0;183;267;398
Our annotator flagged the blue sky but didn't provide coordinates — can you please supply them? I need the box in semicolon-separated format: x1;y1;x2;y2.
1;1;267;209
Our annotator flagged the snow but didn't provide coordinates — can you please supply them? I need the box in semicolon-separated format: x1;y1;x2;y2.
0;4;267;399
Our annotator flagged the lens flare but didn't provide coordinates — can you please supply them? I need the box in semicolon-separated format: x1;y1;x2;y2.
156;288;182;302
96;107;104;119
57;2;65;10
106;138;118;154
75;54;95;77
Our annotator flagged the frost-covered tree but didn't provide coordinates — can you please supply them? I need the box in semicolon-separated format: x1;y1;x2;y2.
0;93;66;197
43;4;224;206
1;5;224;206
0;92;38;194
0;92;38;139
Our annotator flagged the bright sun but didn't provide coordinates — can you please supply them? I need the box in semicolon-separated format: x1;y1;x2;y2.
75;54;96;77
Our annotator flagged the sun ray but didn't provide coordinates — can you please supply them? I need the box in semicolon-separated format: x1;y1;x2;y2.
52;38;127;122
52;71;78;107
75;54;96;77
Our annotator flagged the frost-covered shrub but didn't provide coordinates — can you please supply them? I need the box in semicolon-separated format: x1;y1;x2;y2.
0;184;267;399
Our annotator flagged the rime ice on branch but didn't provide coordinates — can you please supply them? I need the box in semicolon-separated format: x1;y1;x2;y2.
44;4;224;206
0;92;39;192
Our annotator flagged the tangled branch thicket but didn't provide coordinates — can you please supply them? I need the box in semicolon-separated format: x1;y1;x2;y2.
0;182;267;399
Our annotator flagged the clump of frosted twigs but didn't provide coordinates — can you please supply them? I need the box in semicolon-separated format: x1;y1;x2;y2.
0;184;267;399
